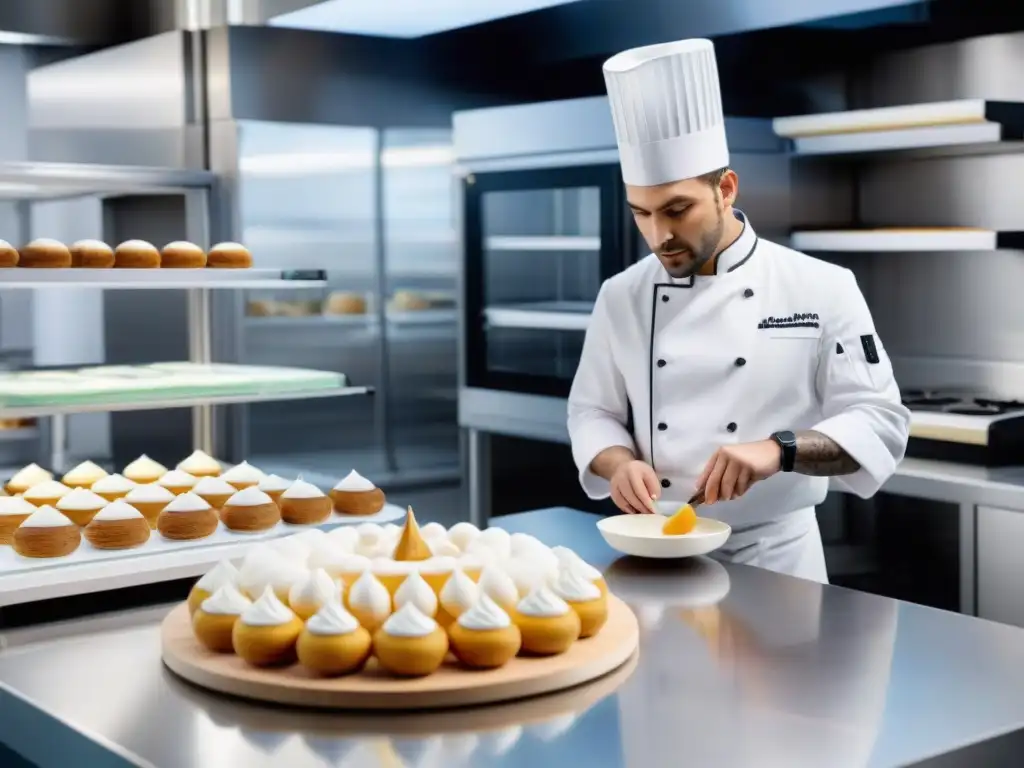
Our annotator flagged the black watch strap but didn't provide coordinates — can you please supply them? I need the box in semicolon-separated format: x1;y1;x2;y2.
771;430;797;472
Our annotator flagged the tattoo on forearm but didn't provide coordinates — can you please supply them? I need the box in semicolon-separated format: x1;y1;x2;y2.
793;430;861;476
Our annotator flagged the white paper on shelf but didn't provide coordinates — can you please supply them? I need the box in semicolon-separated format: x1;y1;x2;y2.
790;229;1000;252
773;99;990;138
0;503;405;607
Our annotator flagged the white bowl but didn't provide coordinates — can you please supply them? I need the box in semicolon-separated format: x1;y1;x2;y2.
597;514;731;559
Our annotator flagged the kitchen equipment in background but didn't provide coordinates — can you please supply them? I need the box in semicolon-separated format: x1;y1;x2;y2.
903;388;1024;465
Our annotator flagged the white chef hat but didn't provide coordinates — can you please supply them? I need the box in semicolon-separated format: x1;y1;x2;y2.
603;38;729;187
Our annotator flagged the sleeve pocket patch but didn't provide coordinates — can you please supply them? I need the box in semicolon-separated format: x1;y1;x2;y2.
860;334;880;364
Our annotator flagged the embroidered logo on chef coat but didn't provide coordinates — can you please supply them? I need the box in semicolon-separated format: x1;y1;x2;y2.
757;313;820;330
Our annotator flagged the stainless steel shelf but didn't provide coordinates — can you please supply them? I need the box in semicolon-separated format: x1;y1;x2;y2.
484;301;593;331
484;235;600;251
245;309;457;328
0;269;326;290
775;99;1024;159
0;161;216;200
0;427;38;443
790;229;1024;252
0;386;372;420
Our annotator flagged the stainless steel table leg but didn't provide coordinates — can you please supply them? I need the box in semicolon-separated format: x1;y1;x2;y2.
187;287;214;454
960;502;977;616
468;428;491;528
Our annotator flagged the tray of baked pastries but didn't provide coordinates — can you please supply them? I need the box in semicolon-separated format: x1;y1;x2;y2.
0;452;404;573
0;363;347;408
0;238;252;269
161;512;639;710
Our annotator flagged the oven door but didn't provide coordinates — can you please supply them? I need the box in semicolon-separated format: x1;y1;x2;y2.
463;164;633;398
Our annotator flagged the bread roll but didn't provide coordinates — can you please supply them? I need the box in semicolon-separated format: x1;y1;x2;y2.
114;240;161;268
0;239;18;268
207;242;252;269
19;239;71;268
161;241;206;268
70;239;114;268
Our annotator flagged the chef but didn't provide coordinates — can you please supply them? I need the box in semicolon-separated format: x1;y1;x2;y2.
567;38;911;583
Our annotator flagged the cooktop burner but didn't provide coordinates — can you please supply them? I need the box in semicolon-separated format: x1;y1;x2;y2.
902;389;1024;415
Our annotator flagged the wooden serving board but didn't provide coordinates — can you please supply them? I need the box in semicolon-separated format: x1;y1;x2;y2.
161;595;639;710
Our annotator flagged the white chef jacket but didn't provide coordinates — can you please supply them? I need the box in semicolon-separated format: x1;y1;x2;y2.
567;211;911;580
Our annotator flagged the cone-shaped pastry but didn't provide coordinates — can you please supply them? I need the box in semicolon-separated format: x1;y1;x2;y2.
477;564;520;615
0;495;36;545
373;603;449;677
330;470;385;516
83;500;150;550
122;483;175;529
61;460;108;490
512;585;581;656
437;567;479;629
278;478;331;525
55;487;108;527
157;469;197;496
188;559;239;615
552;566;607;638
177;449;222;478
220;460;265;491
551;546;608;595
232;585;303;667
448;594;522;669
257;474;291;506
392;507;432;562
220;487;280;532
288;568;340;621
23;480;72;509
192;476;236;511
296;599;372;676
157;492;219;540
13;506;81;558
394;570;437;618
344;570;392;632
91;473;136;503
5;463;52;496
122;455;167;485
193;583;251;652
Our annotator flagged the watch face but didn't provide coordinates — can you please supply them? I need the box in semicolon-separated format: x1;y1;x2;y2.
777;430;796;445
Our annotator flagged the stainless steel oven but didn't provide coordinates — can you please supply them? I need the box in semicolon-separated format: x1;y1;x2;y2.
462;162;636;398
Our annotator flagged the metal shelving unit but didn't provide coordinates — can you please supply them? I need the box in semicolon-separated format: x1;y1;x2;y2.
0;161;372;469
790;229;1024;252
483;301;593;331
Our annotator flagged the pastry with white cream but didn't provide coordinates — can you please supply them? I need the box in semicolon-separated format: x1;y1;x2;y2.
13;506;81;558
437;567;479;628
192;583;251;652
552;566;607;638
257;474;292;505
23;480;72;508
192;475;236;510
474;526;512;560
123;454;167;485
373;603;449;677
157;469;198;495
279;478;331;525
551;546;607;594
448;594;522;669
419;521;447;542
370;557;416;598
0;495;36;545
344;570;392;632
296;599;372;676
447;521;480;552
91;473;136;502
232;585;304;666
236;545;307;601
188;559;239;614
418;555;458;595
334;553;372;593
306;543;352;579
477;564;520;613
219;486;280;532
220;460;265;490
6;463;53;495
504;556;551;599
123;483;175;528
427;537;461;558
55;487;108;527
327;525;359;552
394;570;438;617
512;585;581;655
177;449;222;478
330;469;385;516
288;567;340;620
156;491;219;540
61;460;108;489
83;500;150;550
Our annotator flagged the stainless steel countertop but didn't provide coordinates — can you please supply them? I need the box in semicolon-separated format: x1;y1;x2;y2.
5;507;1024;767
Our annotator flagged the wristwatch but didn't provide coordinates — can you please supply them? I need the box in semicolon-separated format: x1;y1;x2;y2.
770;430;797;472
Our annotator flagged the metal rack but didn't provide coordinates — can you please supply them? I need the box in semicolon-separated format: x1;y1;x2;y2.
0;161;371;469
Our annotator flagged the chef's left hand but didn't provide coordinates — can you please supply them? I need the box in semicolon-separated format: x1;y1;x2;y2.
697;439;782;504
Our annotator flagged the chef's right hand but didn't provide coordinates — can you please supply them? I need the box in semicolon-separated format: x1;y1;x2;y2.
610;460;660;515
